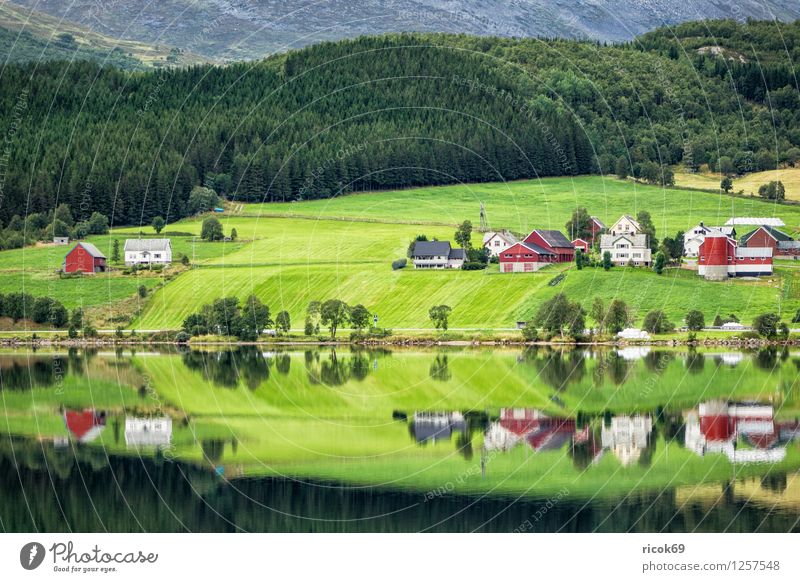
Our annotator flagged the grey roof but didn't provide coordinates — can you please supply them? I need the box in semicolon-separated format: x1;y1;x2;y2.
600;233;649;248
532;229;573;248
413;240;451;257
590;216;606;228
124;238;172;252
77;242;106;259
448;248;466;260
778;240;800;250
521;242;555;255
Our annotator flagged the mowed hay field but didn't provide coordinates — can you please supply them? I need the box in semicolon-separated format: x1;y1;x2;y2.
674;167;800;204
238;175;800;235
130;176;800;331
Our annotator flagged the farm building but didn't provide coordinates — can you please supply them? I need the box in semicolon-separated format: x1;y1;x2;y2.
588;216;605;243
53;236;70;245
522;229;574;262
125;416;173;447
601;416;653;466
411;240;465;269
600;215;652;266
482;230;518;257
498;241;556;272
572;238;590;253
739;226;799;257
63;242;107;274
683;223;736;258
64;409;106;443
124;238;173;266
697;231;772;280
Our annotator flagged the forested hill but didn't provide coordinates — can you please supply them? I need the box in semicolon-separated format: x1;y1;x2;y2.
1;21;799;226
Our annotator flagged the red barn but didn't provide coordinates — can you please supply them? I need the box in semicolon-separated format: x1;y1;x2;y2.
572;238;590;253
63;242;107;274
697;232;772;280
499;241;556;272
523;229;575;262
588;216;605;243
740;226;798;256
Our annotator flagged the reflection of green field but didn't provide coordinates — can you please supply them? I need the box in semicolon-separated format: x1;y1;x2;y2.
2;349;799;499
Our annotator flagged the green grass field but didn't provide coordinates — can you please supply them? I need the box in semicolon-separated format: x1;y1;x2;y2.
1;175;798;331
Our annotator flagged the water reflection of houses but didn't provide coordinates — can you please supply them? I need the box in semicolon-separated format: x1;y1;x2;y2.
600;416;652;465
684;401;800;463
616;347;651;361
484;408;587;452
411;412;466;443
704;352;744;367
64;409;106;443
125;417;173;448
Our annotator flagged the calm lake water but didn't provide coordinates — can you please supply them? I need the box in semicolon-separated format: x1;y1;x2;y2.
1;346;799;532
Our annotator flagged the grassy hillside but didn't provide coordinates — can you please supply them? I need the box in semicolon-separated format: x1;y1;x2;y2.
124;176;800;331
0;2;205;68
674;167;800;202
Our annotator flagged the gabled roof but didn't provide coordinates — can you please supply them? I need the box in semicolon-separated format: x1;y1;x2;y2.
600;233;648;248
413;240;452;257
75;242;106;259
124;238;172;252
590;216;606;228
529;229;573;248
522;242;556;255
448;248;466;260
483;230;518;246
740;225;793;245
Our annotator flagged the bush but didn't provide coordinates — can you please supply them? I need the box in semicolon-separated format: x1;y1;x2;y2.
175;331;190;343
391;258;407;270
138;285;148;298
753;313;781;338
521;323;539;341
685;310;705;331
642;310;675;334
462;261;487;270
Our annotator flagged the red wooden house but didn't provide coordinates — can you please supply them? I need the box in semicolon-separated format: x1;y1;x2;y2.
740;226;799;256
523;229;575;262
588;216;605;243
499;241;556;273
63;242;107;274
572;238;590;253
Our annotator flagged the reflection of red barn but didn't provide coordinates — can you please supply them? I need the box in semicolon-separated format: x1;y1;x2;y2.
64;409;106;443
63;242;107;274
699;402;776;448
499;408;578;451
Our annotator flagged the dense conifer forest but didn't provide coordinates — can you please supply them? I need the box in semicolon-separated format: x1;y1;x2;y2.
1;20;798;226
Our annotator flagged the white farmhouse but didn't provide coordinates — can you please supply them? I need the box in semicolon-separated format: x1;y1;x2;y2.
600;215;652;266
683;223;736;258
482;230;518;257
124;238;172;266
125;416;173;447
411;240;465;269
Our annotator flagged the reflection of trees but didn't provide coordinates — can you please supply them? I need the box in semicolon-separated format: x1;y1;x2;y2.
182;348;270;389
0;357;70;390
644;351;675;374
320;350;350;386
593;351;632;386
754;348;779;371
684;350;705;374
638;424;658;468
760;473;788;494
535;349;586;391
429;354;451;382
571;436;598;471
201;439;226;465
275;353;291;375
350;350;370;381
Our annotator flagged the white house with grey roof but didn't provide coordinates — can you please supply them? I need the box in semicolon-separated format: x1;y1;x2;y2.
124;238;172;266
600;215;652;266
411;240;465;269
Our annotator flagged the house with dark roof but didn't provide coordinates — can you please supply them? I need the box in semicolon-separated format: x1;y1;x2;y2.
499;241;556;272
523;229;575;262
124;238;173;265
740;226;798;256
411;240;465;269
63;242;107;274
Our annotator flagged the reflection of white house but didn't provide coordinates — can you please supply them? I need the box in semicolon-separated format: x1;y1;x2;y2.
684;223;736;258
617;346;651;360
482;230;518;257
125;416;173;447
124;238;173;266
684;401;791;464
601;416;652;465
600;215;652;266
